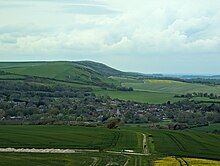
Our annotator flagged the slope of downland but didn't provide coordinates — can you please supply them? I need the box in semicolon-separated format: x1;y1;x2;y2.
0;62;117;87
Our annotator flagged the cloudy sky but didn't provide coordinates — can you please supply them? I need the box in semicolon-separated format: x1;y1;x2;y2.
0;0;220;74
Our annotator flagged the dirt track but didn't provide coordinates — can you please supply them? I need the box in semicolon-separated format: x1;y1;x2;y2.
142;133;149;154
0;148;76;153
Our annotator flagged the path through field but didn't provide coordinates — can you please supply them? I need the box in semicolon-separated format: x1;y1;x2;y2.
142;133;149;154
0;148;76;153
0;133;151;166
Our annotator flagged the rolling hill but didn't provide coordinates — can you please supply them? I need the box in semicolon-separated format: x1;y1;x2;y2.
1;61;220;104
75;61;124;76
0;61;117;87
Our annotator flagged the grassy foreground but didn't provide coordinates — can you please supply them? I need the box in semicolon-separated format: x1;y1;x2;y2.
0;125;141;152
0;152;128;166
0;125;220;165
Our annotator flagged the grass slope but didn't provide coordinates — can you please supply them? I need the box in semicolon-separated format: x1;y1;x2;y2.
75;61;124;76
0;62;116;87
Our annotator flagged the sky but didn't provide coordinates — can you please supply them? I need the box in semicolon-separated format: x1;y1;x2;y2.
0;0;220;74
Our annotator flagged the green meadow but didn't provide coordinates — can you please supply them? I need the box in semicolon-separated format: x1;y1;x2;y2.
95;90;183;104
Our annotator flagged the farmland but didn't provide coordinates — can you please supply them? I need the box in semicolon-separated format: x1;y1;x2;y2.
0;125;141;152
0;125;220;165
108;77;220;104
0;152;128;166
1;62;220;104
95;90;183;104
120;79;220;95
189;123;220;133
123;126;220;160
154;156;220;166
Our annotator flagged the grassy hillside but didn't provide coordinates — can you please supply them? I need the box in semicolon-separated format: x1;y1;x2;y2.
75;61;124;76
1;61;220;104
0;62;117;87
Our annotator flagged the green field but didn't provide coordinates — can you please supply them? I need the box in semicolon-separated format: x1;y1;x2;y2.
0;74;25;79
121;79;220;95
0;125;219;162
0;125;219;165
138;128;220;160
0;125;142;152
95;90;183;104
189;123;220;133
0;152;128;166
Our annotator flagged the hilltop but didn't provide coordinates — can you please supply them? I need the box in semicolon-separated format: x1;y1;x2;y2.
0;61;121;88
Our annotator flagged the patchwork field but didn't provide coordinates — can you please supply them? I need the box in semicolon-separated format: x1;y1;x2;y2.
0;125;219;165
95;90;183;104
122;79;220;95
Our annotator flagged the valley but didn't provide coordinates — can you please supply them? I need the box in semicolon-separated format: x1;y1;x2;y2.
0;61;220;165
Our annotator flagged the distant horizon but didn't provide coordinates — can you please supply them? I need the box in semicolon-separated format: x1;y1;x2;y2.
0;59;219;76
